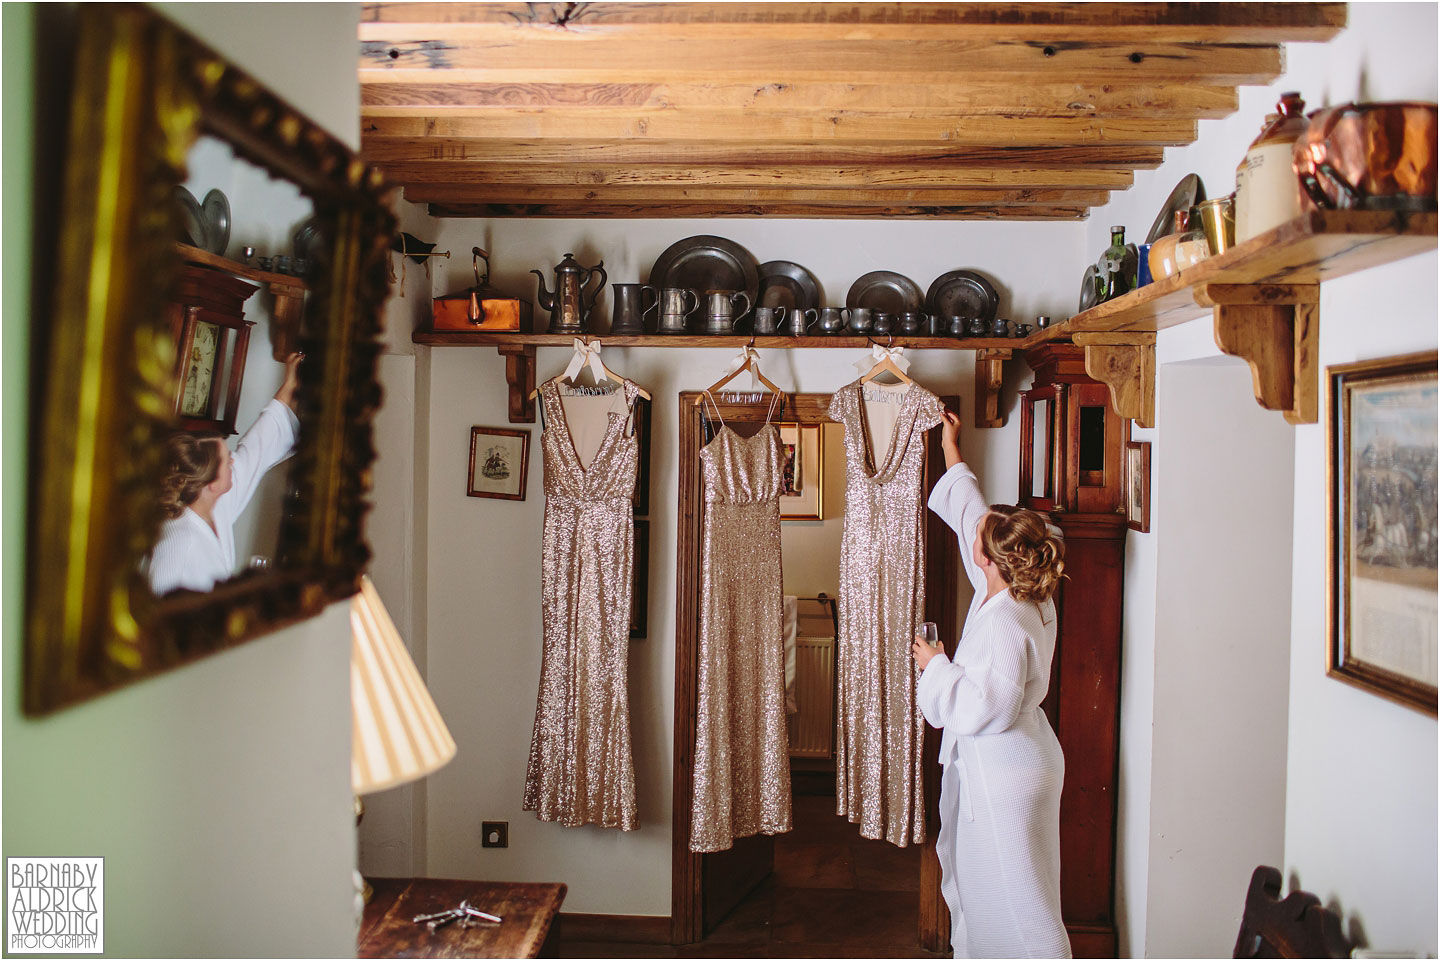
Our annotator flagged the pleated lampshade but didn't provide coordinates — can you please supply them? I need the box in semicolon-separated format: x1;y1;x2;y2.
351;575;456;794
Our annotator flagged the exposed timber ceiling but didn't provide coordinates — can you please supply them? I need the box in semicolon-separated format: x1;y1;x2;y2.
359;2;1346;220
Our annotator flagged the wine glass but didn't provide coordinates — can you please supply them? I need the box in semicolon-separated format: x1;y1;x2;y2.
919;621;940;648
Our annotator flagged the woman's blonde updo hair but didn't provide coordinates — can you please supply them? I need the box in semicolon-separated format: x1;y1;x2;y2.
979;505;1066;604
159;432;223;519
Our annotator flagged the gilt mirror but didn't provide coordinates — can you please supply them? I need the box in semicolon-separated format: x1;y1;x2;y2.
24;6;394;714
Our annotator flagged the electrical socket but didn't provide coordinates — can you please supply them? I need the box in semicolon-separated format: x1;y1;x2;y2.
481;821;509;848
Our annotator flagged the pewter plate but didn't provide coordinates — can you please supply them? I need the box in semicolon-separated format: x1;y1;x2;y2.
647;235;759;319
757;260;821;312
1079;263;1103;313
201;189;231;256
1144;173;1206;243
175;186;207;249
925;269;998;323
846;270;922;314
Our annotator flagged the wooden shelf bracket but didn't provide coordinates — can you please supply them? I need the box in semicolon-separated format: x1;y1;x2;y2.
974;348;1012;428
1072;332;1157;428
496;344;536;423
1198;283;1320;425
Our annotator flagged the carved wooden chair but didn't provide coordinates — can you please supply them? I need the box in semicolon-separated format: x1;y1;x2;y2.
1234;865;1353;958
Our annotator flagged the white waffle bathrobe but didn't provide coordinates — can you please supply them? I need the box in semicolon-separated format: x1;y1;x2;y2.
921;463;1071;959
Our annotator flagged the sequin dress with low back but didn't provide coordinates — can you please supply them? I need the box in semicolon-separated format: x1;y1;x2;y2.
523;377;641;830
828;379;944;847
690;392;793;853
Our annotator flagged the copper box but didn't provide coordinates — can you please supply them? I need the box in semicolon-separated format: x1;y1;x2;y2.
432;296;533;332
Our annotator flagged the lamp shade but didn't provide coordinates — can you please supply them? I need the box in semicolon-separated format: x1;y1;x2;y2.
351;576;456;794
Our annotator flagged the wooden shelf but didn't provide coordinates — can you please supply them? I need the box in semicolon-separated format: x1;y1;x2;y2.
177;243;309;360
412;331;1021;350
1017;209;1437;426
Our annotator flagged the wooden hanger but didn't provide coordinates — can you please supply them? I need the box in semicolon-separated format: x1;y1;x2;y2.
529;338;651;401
859;338;914;386
694;345;783;405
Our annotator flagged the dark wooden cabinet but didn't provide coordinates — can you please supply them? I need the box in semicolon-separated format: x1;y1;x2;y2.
1021;345;1126;958
166;263;257;435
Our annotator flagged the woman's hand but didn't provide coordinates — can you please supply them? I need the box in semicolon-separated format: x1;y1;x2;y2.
275;351;303;411
940;407;962;469
912;635;941;672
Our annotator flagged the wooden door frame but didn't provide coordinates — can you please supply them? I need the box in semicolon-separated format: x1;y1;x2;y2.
670;390;959;949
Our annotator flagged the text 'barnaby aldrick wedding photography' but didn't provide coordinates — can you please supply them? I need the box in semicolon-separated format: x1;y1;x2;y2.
7;858;103;954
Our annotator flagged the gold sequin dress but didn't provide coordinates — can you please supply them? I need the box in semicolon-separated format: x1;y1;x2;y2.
523;378;641;831
690;395;793;853
828;380;944;847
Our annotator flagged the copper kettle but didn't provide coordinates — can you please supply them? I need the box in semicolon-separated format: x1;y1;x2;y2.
1294;101;1438;212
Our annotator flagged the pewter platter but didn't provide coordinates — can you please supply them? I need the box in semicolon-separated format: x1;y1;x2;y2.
647;235;759;317
846;270;922;314
1144;173;1206;243
757;260;820;312
926;269;997;323
201;189;231;256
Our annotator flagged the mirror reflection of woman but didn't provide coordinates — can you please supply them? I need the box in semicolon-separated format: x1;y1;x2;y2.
147;352;302;595
912;408;1071;959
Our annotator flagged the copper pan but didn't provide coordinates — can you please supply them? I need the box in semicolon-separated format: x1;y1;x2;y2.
1294;101;1438;212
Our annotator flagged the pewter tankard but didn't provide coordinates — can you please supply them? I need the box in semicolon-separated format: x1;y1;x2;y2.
787;307;819;335
703;289;751;334
817;307;847;334
752;305;786;335
608;283;656;335
656;287;700;333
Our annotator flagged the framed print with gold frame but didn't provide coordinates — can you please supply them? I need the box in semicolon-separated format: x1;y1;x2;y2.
23;5;395;714
778;422;823;520
1327;350;1437;715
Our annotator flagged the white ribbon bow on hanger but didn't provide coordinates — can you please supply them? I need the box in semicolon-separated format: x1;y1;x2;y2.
562;338;607;385
723;345;763;391
854;343;911;375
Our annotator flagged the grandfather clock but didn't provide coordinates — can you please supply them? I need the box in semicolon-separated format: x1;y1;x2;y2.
1019;344;1126;959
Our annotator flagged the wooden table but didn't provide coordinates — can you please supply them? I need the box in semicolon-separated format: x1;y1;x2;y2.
359;878;566;958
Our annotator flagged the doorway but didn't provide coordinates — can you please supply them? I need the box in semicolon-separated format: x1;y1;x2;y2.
669;391;960;950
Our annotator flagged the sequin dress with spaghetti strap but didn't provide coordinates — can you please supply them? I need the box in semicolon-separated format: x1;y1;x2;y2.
828;379;944;847
690;392;793;853
523;377;641;830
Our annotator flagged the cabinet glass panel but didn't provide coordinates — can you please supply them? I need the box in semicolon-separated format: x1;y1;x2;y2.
1079;405;1106;480
1031;398;1050;498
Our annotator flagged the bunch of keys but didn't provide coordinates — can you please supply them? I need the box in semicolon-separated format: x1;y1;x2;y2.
412;899;503;932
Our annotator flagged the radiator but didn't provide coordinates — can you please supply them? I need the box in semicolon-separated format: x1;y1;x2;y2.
787;636;834;758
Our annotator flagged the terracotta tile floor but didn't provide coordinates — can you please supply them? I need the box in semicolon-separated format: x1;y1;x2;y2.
559;793;948;959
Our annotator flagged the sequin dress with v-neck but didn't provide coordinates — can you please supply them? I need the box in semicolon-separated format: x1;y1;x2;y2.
523;378;641;830
690;393;793;853
828;379;944;847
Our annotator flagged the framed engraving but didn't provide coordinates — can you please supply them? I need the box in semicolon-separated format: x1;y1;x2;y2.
468;427;530;501
1125;439;1151;533
1327;351;1437;714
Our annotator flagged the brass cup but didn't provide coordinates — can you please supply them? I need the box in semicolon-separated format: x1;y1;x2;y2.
1195;195;1236;255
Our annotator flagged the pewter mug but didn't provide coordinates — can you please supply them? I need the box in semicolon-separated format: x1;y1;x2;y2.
1013;322;1033;338
967;316;987;337
846;307;874;333
872;311;893;335
609;283;656;335
787;307;819;335
897;311;927;335
704;289;751;333
992;317;1010;338
929;314;949;336
752;305;787;335
656;286;700;333
948;316;969;337
817;307;847;334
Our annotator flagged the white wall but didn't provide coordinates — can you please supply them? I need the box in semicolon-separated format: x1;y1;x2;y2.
415;217;1080;913
3;3;364;957
1086;4;1439;955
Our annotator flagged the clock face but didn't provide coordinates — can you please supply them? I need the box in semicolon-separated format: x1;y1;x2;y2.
180;320;219;417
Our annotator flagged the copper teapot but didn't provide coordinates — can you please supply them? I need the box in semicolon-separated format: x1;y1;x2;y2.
532;253;607;334
1295;101;1438;212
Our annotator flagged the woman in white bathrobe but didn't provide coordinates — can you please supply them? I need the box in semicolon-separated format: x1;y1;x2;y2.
912;407;1071;959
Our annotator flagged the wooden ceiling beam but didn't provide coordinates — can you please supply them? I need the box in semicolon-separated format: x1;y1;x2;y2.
359;139;1166;169
358;38;1284;85
360;81;1238;119
375;162;1136;190
423;202;1094;220
361;112;1197;146
360;3;1346;43
400;184;1115;207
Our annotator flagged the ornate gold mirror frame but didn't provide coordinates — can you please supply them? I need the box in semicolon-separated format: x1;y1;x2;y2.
24;6;394;714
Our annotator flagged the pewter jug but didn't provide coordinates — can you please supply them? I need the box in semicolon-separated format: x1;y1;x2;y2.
752;305;786;335
656;287;700;333
817;307;847;334
897;311;927;335
532;252;606;334
787;307;819;335
967;316;987;337
948;316;968;337
609;282;656;335
846;307;874;334
872;311;894;335
704;289;751;334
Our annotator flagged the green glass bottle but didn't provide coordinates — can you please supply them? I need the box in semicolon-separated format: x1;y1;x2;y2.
1099;225;1132;302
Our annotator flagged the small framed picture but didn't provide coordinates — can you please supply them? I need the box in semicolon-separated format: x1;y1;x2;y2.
467;426;530;501
630;518;649;640
1125;439;1151;533
1328;351;1437;714
778;423;823;520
